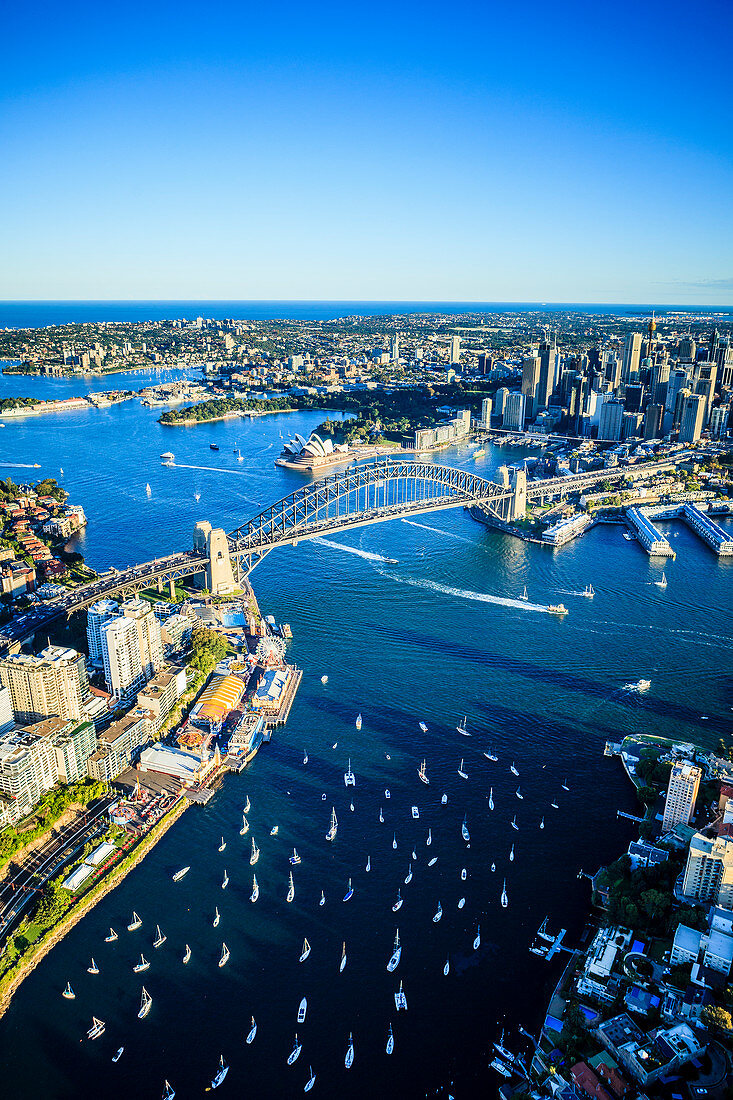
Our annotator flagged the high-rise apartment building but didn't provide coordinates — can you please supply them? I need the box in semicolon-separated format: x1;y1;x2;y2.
683;833;733;907
679;393;706;443
621;333;642;382
101;616;144;700
449;336;461;364
480;397;492;428
86;599;119;660
662;761;701;832
119;599;163;681
0;685;13;734
0;727;58;823
0;646;87;724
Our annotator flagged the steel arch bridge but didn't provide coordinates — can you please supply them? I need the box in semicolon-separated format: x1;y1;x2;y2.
227;458;512;574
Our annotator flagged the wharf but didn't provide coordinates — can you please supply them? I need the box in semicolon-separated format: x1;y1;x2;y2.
269;666;302;727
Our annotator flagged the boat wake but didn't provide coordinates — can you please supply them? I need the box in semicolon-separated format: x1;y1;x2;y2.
313;537;394;564
382;571;548;612
162;460;254;478
401;518;474;544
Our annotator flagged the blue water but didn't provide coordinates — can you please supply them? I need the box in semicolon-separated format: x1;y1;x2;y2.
0;380;731;1098
1;300;732;328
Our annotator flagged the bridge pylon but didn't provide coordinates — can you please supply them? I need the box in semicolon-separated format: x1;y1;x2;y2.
193;521;236;595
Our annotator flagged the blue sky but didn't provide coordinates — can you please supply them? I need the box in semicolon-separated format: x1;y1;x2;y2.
2;0;731;302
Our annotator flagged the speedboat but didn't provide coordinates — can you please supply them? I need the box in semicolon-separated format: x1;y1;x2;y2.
355;713;362;730
213;906;221;927
298;997;308;1023
501;881;508;908
392;833;397;849
411;806;419;819
105;927;118;942
250;875;259;902
473;925;481;950
344;759;356;787
387;928;401;972
87;958;99;975
127;911;142;932
419;721;428;732
443;957;450;975
386;1023;395;1054
418;759;429;785
172;866;190;882
488;787;494;810
345;1032;354;1069
218;942;230;968
112;1046;124;1063
299;938;311;963
461;815;470;841
432;902;442;922
133;953;150;973
456;716;470;736
210;1055;228;1089
304;1066;316;1091
287;872;296;903
340;942;347;972
246;1016;257;1044
138;986;152;1019
289;848;302;866
218;837;226;852
270;824;279;836
392;889;403;912
343;877;354;902
394;980;408;1011
404;864;413;884
287;1035;303;1065
458;897;465;909
457;759;468;779
62;982;75;999
183;944;191;964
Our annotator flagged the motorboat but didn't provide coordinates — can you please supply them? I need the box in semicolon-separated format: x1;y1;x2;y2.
344;759;356;787
112;1046;124;1062
321;675;328;684
441;793;447;804
210;443;219;451
490;1056;513;1078
62;982;75;999
87;958;99;975
456;716;470;736
298;997;308;1023
386;1023;394;1055
133;953;150;973
250;838;260;865
355;713;362;731
394;980;408;1011
250;875;259;902
287;1035;303;1065
183;944;191;964
218;837;226;852
473;925;481;950
289;848;302;866
637;678;651;691
458;896;465;909
172;866;190;882
510;762;519;776
426;828;432;846
221;869;229;890
432;902;442;922
210;1055;228;1089
240;814;249;836
488;787;494;810
270;825;279;836
213;906;221;927
411;806;419;819
345;1033;354;1069
218;942;230;968
458;759;468;779
392;833;398;849
419;721;428;732
387;928;401;972
404;864;412;884
547;604;568;615
343;877;354;902
392;889;403;912
418;759;429;785
87;1016;105;1040
427;856;438;867
246;1016;257;1044
105;927;118;942
443;957;450;976
461;867;467;881
461;815;470;841
340;942;347;972
138;986;152;1019
127;911;142;932
287;872;296;903
385;788;391;799
501;881;509;908
304;1066;316;1091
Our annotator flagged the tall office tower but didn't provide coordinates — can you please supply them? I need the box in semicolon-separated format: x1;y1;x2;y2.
480;397;493;428
644;403;664;440
494;387;509;418
502;391;526;431
673;387;691;428
119;599;163;681
678;336;696;361
0;647;87;724
598;398;625;441
666;368;689;413
693;361;718;420
101;616;144;700
478;353;493;375
537;333;558;409
717;344;733;390
624;383;645;414
679;393;707;443
710;404;730;440
568;374;586;433
662;761;701;832
709;327;721;363
604;354;621;390
650;361;670;407
86;599;120;660
621;332;642;382
683;833;733;907
390;334;400;361
521;356;541;418
0;685;12;734
449;336;461;364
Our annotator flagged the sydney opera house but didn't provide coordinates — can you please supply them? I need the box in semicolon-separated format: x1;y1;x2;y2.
276;430;350;469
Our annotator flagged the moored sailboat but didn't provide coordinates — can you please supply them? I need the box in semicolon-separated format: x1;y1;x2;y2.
127;911;142;931
326;806;338;842
287;871;296;903
339;941;347;972
418;759;429;784
218;941;230;968
250;875;259;902
299;938;311;963
133;953;150;973
250;837;260;865
138;986;152;1018
387;928;401;972
105;927;118;942
62;981;75;999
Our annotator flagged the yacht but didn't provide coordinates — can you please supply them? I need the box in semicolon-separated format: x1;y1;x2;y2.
210;1055;228;1089
298;997;308;1022
636;678;651;691
488;787;494;810
104;927;118;942
344;1033;354;1069
461;815;470;841
547;603;568;615
287;872;296;903
246;1017;257;1044
183;944;191;964
394;980;408;1011
501;881;509;908
112;1046;124;1063
319;890;326;907
433;902;443;922
218;942;230;968
172;866;190;882
392;889;403;912
138;986;152;1019
221;869;229;889
387;928;401;972
426;828;432;846
321;674;328;684
213;906;221;927
153;925;166;948
441;793;448;804
287;1035;303;1065
516;786;523;800
511;815;519;831
418;759;429;784
343;877;354;902
240;814;249;836
411;806;419;819
304;1066;316;1092
458;758;468;779
583;583;595;598
473;925;481;950
419;721;428;732
366;855;371;872
340;942;347;972
456;716;470;736
443;957;450;976
509;843;515;862
127;911;142;931
299;938;311;963
62;982;75;999
404;864;413;884
386;1023;395;1055
218;837;226;852
250;874;259;902
133;953;150;973
344;759;356;787
355;713;362;731
87;958;99;975
87;1017;105;1040
289;848;302;866
250;837;260;865
510;762;519;776
392;832;398;849
270;824;279;836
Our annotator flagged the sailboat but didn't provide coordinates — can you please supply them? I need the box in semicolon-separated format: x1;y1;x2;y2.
433;902;443;922
539;816;545;829
418;759;429;784
656;572;667;588
365;854;371;872
153;924;166;947
509;843;515;862
562;778;570;792
483;748;498;761
218;836;226;852
128;911;142;931
458;758;468;779
246;1017;257;1044
319;890;326;906
105;927;118;942
344;1032;354;1069
138;986;152;1018
461;815;470;841
379;808;384;823
520;585;528;600
87;1016;105;1039
394;980;408;1011
218;942;230;968
286;1029;301;1064
516;786;523;800
551;799;559;809
289;848;301;866
287;871;296;903
404;864;413;884
298;997;308;1022
250;875;259;902
443;957;450;976
299;938;311;963
355;713;362;730
583;582;594;597
146;483;152;496
221;869;229;889
392;889;403;912
387;928;401;971
344;759;356;787
386;1023;395;1054
163;1080;175;1100
183;944;191;964
112;1046;124;1062
473;925;481;950
213;906;221;927
210;1055;228;1089
426;828;432;846
456;716;469;736
488;787;494;810
392;832;397;850
501;880;509;908
340;942;347;972
343;877;354;902
240;814;249;836
62;981;75;999
133;953;150;973
511;815;519;831
250;837;260;865
87;958;99;974
304;1066;316;1092
510;762;519;776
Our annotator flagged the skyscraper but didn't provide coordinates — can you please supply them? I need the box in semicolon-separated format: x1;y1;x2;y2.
537;333;558;409
0;646;87;724
521;355;541;419
662;761;701;832
502;391;526;431
644;403;664;440
480;397;492;428
598;398;624;441
679;393;706;443
621;332;642;382
101;616;144;700
86;599;120;660
119;599;164;681
682;833;733;907
449;336;461;364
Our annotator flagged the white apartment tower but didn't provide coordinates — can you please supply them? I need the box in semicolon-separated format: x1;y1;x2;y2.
101;616;144;700
119;599;164;680
683;833;733;907
86;599;120;660
662;761;701;832
0;646;87;724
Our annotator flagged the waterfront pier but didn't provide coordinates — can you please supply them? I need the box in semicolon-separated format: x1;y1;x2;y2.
625;507;675;557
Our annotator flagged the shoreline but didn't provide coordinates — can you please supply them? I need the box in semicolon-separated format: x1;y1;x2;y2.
160;405;298;426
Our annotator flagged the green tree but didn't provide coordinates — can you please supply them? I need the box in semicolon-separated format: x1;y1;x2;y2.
700;1005;732;1033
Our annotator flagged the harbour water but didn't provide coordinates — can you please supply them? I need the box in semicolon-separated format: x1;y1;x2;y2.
0;375;732;1097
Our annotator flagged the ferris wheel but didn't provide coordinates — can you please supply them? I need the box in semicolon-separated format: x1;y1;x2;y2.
255;634;286;666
